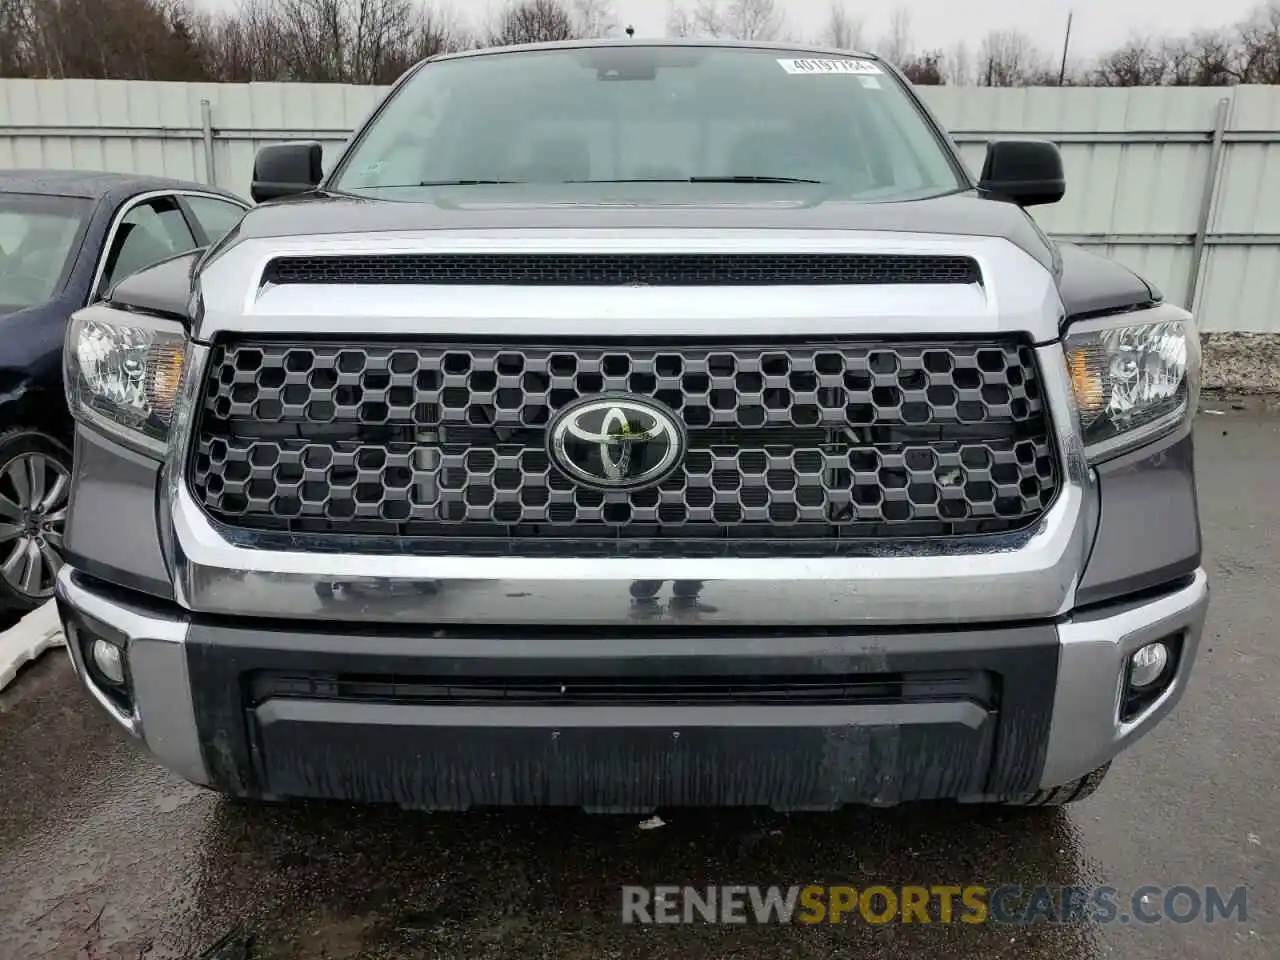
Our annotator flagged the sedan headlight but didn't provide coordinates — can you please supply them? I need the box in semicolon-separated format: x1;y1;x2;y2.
64;307;187;458
1064;309;1200;462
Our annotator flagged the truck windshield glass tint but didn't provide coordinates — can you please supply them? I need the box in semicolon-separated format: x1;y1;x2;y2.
332;46;964;200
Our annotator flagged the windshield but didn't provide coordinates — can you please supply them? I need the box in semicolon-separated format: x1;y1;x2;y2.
0;194;89;311
332;45;965;201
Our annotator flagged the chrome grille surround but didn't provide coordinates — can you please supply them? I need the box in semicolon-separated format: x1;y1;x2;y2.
188;338;1059;556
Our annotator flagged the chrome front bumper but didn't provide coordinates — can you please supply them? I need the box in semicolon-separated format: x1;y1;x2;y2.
56;565;1210;796
58;569;208;786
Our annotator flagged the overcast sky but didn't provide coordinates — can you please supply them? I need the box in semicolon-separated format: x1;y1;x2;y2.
606;0;1264;59
196;0;1268;64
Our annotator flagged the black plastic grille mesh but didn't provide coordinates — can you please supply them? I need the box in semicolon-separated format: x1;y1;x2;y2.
262;254;982;287
189;339;1058;556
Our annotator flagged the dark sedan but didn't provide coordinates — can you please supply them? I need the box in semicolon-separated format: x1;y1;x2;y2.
0;170;249;615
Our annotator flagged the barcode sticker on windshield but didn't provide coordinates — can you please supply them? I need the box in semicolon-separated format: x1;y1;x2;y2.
777;58;882;75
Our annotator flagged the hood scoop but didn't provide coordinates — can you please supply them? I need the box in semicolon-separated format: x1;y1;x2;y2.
261;253;983;287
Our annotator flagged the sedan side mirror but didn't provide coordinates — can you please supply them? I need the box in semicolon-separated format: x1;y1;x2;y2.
251;142;323;203
977;140;1065;207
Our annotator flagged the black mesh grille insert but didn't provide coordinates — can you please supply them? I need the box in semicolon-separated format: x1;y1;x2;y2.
189;339;1058;556
251;671;996;709
261;253;982;287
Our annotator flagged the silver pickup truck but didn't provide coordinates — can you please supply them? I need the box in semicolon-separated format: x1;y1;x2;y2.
54;38;1207;812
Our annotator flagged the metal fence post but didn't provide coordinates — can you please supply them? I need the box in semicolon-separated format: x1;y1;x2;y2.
200;99;216;186
1186;95;1232;313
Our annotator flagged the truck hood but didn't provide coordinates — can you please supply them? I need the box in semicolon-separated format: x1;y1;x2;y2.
187;184;1161;345
234;186;1059;272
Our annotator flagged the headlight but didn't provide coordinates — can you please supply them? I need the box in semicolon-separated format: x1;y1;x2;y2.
64;307;187;458
1064;309;1200;462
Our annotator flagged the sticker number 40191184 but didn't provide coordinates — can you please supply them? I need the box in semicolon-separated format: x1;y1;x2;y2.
777;58;882;75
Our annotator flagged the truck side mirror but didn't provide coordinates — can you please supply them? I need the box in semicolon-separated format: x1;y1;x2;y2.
251;142;323;203
977;139;1065;207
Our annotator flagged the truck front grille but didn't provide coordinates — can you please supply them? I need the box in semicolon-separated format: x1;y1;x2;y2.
189;339;1059;557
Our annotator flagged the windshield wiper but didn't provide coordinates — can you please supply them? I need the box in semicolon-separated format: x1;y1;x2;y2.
414;179;530;186
564;176;825;185
688;175;825;184
402;177;827;187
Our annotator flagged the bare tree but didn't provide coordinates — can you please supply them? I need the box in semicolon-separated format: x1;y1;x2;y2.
571;0;616;38
901;50;945;84
1233;0;1280;81
0;0;215;80
684;0;724;36
1092;26;1237;86
488;0;576;45
665;0;690;36
976;28;1046;85
258;0;464;82
194;0;287;81
820;1;863;50
878;7;912;63
945;40;972;85
729;0;784;39
11;0;1280;89
1092;36;1169;86
1170;30;1236;84
1090;35;1172;86
664;0;784;40
875;8;949;85
1083;1;1280;86
1158;37;1196;85
195;0;461;82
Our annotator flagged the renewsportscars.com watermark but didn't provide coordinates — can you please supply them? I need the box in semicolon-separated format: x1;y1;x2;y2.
621;884;1249;925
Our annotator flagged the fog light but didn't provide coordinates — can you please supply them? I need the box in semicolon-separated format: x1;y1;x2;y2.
90;638;126;685
1129;642;1170;689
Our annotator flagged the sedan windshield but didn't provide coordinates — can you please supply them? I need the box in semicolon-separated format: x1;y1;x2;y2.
0;194;89;311
332;45;965;201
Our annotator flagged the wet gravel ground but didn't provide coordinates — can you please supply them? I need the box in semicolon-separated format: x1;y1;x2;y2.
1203;334;1280;394
1;409;1277;960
